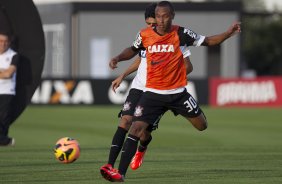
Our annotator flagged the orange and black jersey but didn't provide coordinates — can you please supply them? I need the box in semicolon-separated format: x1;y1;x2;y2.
131;25;205;91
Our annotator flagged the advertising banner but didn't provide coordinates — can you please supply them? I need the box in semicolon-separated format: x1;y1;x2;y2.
210;77;282;107
31;79;208;105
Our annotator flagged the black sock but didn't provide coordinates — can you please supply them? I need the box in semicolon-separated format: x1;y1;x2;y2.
108;127;128;167
118;134;139;175
138;135;152;152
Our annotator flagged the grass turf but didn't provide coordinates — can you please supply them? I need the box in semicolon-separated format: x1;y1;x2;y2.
0;106;281;183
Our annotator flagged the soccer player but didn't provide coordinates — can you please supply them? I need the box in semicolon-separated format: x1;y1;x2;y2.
0;30;19;146
100;2;193;174
102;1;241;182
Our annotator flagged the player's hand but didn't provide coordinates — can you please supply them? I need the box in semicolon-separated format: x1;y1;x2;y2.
111;75;124;93
109;57;119;70
228;21;241;36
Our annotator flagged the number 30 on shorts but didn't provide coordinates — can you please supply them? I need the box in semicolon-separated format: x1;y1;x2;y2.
184;96;198;113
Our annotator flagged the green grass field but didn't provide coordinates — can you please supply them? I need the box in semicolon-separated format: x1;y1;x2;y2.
0;106;282;183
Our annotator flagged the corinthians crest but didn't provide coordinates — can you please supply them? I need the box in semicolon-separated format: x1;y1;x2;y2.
123;102;131;111
134;106;143;117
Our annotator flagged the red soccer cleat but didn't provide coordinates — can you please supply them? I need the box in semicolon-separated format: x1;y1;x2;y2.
130;150;146;170
100;164;124;182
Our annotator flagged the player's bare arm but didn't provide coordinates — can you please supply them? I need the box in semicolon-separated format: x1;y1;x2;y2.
112;57;141;92
109;47;138;70
184;57;193;75
0;65;16;79
202;21;241;46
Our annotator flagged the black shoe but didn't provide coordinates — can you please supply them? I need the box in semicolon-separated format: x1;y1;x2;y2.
0;137;15;146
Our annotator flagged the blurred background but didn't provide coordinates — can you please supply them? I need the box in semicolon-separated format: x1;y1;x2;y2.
31;0;282;107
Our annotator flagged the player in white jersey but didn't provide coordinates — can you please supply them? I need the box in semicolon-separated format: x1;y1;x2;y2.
0;31;19;146
100;3;194;178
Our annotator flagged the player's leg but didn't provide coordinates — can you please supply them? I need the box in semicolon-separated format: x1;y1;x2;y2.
101;89;142;172
119;120;149;173
140;129;152;151
104;92;167;181
130;130;151;170
185;112;207;131
0;95;15;146
170;89;208;131
130;117;160;170
105;115;132;169
100;120;148;182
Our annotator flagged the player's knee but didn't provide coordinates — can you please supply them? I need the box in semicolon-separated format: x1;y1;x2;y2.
129;121;148;137
119;116;133;130
198;121;208;131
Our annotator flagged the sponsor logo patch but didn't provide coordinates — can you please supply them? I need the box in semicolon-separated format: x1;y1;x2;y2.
148;44;174;53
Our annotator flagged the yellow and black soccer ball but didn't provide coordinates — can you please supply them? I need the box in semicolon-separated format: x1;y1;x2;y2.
54;137;80;164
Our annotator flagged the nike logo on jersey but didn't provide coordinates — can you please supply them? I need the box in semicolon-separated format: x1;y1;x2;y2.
151;60;165;66
148;44;174;53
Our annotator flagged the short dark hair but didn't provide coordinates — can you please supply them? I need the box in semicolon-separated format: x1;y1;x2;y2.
144;3;157;20
0;29;12;38
157;1;175;15
0;6;12;39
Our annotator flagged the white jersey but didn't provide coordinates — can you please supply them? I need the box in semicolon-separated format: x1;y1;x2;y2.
0;48;17;95
130;48;191;91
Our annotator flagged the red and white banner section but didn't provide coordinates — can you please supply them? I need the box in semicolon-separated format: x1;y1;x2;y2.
210;77;282;107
